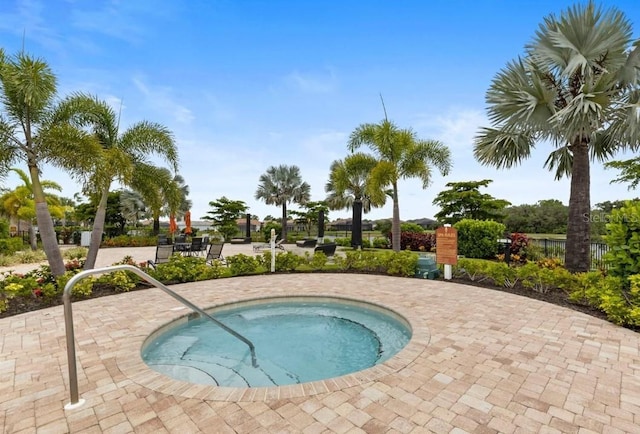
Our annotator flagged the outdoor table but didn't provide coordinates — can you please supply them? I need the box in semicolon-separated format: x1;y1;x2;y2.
173;243;191;254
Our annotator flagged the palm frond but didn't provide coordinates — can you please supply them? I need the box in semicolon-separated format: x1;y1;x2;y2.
474;127;535;169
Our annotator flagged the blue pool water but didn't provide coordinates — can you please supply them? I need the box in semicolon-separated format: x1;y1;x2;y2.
141;298;411;387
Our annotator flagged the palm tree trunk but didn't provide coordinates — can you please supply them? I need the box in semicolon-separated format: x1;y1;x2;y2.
565;139;591;273
29;222;37;250
84;188;109;270
352;200;363;249
153;217;160;235
392;182;401;252
29;165;65;276
281;203;288;242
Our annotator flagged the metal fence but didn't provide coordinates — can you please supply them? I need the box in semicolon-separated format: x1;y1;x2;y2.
528;238;609;270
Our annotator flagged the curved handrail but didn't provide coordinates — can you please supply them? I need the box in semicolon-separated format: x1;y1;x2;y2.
63;264;257;408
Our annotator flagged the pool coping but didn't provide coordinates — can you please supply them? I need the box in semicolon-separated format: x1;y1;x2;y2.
118;293;431;401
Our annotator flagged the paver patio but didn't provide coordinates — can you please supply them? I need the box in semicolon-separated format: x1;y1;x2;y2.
1;252;640;433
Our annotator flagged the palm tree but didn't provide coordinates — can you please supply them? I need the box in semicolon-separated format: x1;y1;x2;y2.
120;189;149;228
0;51;99;276
255;165;311;241
131;165;183;235
54;93;178;269
0;168;64;249
325;153;386;248
348;119;452;252
474;2;640;272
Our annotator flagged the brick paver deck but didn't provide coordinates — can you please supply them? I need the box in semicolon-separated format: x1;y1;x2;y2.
1;272;639;433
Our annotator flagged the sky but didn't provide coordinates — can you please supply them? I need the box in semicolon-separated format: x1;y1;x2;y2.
2;0;640;224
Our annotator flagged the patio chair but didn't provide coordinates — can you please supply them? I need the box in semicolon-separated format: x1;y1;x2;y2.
157;234;169;245
314;243;337;257
296;238;317;248
206;242;225;264
148;245;175;269
187;237;203;256
253;238;286;252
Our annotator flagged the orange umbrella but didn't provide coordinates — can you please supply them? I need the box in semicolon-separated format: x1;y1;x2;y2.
169;214;178;234
184;211;192;234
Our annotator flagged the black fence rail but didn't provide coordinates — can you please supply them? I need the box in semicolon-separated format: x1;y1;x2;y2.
528;238;609;270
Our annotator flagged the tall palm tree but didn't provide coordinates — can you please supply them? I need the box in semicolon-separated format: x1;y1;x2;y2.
131;165;183;235
325;153;386;248
163;174;192;224
0;168;64;249
0;51;99;275
348;119;452;252
474;2;640;272
54;93;178;269
255;165;311;241
120;189;149;228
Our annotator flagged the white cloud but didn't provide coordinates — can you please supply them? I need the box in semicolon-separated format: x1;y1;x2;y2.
132;76;195;125
283;68;338;94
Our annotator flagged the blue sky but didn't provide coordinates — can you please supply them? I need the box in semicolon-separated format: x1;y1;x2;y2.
2;0;640;223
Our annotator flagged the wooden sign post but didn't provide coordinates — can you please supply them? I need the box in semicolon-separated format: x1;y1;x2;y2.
436;225;458;280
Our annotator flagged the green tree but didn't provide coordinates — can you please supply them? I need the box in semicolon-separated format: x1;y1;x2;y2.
432;179;511;224
503;199;569;234
0;51;99;276
0;168;64;249
120;189;149;228
325;153;386;248
130;165;183;236
255;165;311;241
606;157;640;190
290;201;329;236
474;2;640;272
348;119;451;251
55;94;178;269
202;196;248;241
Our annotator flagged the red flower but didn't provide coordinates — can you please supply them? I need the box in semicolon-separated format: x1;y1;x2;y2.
33;288;43;297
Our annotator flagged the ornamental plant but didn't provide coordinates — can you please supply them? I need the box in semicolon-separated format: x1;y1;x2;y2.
454;219;505;259
603;201;640;284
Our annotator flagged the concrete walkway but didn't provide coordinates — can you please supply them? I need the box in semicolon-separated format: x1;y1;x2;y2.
1;248;639;433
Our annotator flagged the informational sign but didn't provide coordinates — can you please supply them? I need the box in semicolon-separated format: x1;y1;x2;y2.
435;226;458;265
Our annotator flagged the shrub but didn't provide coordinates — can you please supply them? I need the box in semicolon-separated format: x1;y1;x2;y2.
372;237;390;249
603;201;640;284
454;219;505;259
262;222;282;242
400;222;424;233
334;237;351;247
569;272;640;326
63;247;88;260
0;237;24;255
226;253;264;276
509;233;529;260
400;232;436;252
148;255;228;282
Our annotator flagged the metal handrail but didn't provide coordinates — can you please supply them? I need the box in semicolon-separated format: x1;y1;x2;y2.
63;264;258;409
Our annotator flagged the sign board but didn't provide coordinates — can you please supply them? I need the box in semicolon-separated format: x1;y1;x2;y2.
436;226;458;265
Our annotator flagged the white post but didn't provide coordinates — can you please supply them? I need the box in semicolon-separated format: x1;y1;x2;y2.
270;229;276;273
444;224;452;280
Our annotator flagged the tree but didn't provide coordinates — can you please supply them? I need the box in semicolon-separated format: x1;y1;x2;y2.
130;165;183;235
120;189;149;228
0;51;99;276
289;201;329;236
255;165;311;241
348;119;451;251
0;168;64;249
433;179;510;224
606;157;640;190
202;196;248;241
503;199;569;234
54;94;178;269
325;153;386;248
474;2;640;272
